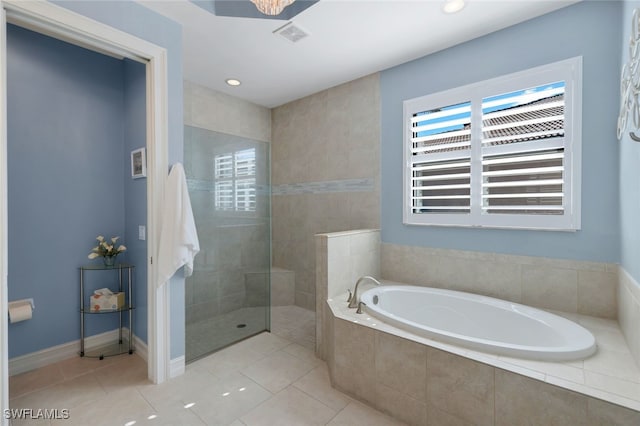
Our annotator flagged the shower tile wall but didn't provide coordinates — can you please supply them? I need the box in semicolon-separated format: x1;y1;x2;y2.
184;80;271;143
271;73;381;311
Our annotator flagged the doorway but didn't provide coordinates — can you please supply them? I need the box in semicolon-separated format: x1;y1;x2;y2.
0;1;171;419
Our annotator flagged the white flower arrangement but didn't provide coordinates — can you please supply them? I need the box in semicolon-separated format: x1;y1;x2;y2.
88;235;127;259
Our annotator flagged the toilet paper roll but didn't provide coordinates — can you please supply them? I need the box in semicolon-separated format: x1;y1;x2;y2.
9;303;32;323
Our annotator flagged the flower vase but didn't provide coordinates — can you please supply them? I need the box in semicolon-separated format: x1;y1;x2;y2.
103;256;117;268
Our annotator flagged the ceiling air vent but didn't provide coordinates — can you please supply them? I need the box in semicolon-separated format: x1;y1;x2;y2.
273;22;309;43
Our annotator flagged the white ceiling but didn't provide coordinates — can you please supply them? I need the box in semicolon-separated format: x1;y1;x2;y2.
140;0;579;108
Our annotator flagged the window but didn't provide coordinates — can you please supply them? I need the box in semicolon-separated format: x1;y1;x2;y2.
214;148;256;212
403;57;582;230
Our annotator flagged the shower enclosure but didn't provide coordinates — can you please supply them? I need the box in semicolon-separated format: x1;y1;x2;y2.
184;125;270;362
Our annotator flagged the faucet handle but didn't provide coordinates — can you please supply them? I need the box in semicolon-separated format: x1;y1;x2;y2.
346;289;353;303
356;301;366;314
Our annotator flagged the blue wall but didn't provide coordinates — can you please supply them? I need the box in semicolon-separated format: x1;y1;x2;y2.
620;1;640;283
7;25;129;357
54;0;185;359
380;1;622;262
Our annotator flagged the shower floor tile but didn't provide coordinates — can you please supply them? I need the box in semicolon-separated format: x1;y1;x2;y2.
186;307;270;362
186;305;316;362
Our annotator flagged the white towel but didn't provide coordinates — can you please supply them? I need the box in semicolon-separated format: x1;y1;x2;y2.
157;163;200;287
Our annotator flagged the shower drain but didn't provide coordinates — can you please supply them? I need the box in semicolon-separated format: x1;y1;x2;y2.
236;324;247;328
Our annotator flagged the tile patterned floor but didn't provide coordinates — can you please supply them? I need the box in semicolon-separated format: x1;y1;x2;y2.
9;306;404;426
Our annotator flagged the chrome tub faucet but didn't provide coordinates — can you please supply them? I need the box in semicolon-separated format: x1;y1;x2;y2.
348;275;381;309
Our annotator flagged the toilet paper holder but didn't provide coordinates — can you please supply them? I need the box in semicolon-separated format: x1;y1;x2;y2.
8;298;35;311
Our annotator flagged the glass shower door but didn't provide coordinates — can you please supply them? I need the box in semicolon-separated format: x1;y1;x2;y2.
184;125;270;362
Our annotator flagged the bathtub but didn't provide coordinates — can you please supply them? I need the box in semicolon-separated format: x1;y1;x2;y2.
359;284;596;361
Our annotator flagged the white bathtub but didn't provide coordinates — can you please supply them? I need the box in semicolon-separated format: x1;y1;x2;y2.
360;284;596;361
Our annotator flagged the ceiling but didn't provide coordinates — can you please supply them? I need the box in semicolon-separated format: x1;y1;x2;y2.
140;0;580;108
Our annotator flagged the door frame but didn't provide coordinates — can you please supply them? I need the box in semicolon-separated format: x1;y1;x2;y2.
0;0;171;419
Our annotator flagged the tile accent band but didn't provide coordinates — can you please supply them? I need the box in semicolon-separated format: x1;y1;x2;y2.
272;178;375;195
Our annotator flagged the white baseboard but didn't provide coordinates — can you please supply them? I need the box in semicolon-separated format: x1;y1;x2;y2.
169;355;185;378
131;331;148;363
9;328;147;376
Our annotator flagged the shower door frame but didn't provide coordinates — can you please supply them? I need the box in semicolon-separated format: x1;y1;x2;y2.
0;1;172;420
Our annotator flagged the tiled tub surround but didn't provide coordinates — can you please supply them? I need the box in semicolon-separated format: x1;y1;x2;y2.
327;298;640;425
315;230;640;424
315;229;380;360
619;268;640;369
381;242;618;319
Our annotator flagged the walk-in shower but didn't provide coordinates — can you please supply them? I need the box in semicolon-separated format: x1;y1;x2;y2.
184;125;270;362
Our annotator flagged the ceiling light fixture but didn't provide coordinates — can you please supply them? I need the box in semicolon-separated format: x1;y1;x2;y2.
226;78;242;86
250;0;295;16
442;0;465;14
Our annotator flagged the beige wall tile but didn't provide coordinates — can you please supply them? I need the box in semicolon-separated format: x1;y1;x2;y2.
495;368;588;425
295;291;315;311
426;348;494;426
586;397;640;425
332;318;376;405
578;270;617;318
381;243;617;317
375;382;427;426
522;265;578;312
618;268;640;368
184;80;271;143
270;269;295;306
375;331;427;401
324;302;639;426
426;404;474;426
316;236;329;359
272;74;381;311
381;243;419;285
327;236;352;298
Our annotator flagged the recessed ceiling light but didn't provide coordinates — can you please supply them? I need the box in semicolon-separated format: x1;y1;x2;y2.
226;78;241;86
442;0;465;14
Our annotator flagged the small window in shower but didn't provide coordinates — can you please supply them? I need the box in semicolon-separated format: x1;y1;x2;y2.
214;148;256;212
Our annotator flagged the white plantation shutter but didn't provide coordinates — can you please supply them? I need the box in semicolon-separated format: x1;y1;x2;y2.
410;101;472;215
481;83;566;216
403;57;581;230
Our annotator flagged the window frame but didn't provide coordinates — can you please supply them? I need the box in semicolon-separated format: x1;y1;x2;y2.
403;56;582;231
